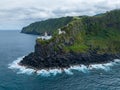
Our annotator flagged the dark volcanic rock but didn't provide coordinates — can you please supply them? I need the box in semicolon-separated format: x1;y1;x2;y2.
19;41;120;69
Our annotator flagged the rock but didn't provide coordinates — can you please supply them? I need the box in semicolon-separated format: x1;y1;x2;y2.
20;40;120;70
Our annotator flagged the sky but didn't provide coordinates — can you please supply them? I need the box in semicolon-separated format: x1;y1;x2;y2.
0;0;120;30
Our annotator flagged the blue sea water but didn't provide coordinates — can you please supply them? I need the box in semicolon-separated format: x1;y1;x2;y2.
0;30;120;90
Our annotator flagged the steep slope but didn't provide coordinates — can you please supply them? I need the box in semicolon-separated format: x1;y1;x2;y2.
82;9;120;53
21;16;73;35
20;9;120;69
36;9;120;54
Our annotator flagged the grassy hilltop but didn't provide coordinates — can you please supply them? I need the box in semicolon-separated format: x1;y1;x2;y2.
21;9;120;54
36;9;120;54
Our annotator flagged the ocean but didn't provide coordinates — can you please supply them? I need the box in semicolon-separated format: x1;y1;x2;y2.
0;30;120;90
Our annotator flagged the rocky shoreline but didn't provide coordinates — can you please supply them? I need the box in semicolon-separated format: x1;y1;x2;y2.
19;10;120;70
19;42;120;70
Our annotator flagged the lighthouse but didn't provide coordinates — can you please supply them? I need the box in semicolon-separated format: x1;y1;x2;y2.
44;32;48;37
37;31;52;40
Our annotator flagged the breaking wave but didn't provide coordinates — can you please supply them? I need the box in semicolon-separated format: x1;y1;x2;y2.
8;56;120;76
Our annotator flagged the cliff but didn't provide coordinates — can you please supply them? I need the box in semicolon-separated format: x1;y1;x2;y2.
21;16;73;35
20;40;119;69
20;9;120;69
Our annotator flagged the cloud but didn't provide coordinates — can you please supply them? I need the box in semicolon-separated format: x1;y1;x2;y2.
0;0;120;30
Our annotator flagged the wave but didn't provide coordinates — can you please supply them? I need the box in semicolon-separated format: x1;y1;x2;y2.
8;56;36;75
8;57;120;76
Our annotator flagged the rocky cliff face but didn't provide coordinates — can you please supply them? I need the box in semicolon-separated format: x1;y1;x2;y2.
20;40;120;69
20;10;120;69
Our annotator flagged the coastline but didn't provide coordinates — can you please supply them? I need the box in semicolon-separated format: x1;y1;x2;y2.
19;51;120;70
8;56;120;76
17;9;120;76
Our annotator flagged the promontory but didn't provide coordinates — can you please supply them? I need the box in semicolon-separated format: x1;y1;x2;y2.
20;9;120;70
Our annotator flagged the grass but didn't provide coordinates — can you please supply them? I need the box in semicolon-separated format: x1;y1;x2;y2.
36;10;120;54
64;43;89;53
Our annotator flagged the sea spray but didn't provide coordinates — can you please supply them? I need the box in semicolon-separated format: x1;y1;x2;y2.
37;69;62;76
8;57;120;76
8;56;36;75
64;68;73;75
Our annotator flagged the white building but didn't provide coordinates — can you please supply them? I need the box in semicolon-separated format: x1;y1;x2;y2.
44;32;48;37
37;32;52;40
58;29;66;35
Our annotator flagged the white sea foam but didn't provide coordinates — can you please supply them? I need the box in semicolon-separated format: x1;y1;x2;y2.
37;69;62;76
64;68;73;75
8;56;36;75
8;57;120;76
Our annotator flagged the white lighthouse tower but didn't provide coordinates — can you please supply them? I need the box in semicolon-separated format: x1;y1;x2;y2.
44;32;48;37
37;31;52;40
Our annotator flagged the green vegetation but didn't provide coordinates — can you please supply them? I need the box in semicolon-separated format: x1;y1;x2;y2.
64;44;89;53
82;10;120;53
21;16;73;35
33;9;120;54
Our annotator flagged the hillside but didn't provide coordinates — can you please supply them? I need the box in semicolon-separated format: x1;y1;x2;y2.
21;16;73;35
37;9;120;54
20;9;120;69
